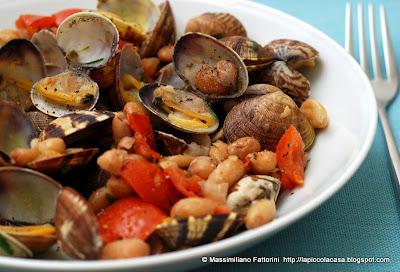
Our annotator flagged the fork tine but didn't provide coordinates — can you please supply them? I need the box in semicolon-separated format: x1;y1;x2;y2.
368;4;382;79
345;2;353;55
357;3;369;75
380;4;398;82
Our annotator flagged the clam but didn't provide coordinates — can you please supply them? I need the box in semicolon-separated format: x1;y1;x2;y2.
26;111;55;134
31;30;67;76
31;70;100;117
223;90;315;150
140;0;176;57
55;187;102;259
0;167;61;254
155;130;211;156
154;130;188;156
111;44;147;111
56;12;119;69
39;110;114;146
0;231;33;257
264;39;319;69
0;39;46;111
174;33;249;99
185;13;246;38
139;84;219;134
220;36;274;72
89;53;119;91
0;101;37;156
259;61;310;105
155;213;241;250
155;63;185;90
227;175;280;215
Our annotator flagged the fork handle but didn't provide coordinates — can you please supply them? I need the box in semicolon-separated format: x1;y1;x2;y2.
378;104;400;190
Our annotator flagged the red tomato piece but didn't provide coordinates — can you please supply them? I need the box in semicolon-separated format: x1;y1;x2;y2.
118;39;133;52
133;132;160;161
214;204;232;215
98;197;167;243
15;15;56;36
127;113;156;149
53;8;81;26
121;160;180;210
276;125;306;190
164;167;203;197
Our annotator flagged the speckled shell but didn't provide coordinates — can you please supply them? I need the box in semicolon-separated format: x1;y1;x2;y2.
140;0;176;57
39;110;114;145
26;111;55;134
260;61;310;105
154;130;188;155
55;187;102;259
27;148;99;174
264;39;318;69
185;13;246;38
223;91;315;151
155;213;241;250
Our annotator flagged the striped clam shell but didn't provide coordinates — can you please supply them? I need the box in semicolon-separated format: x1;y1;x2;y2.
155;213;241;250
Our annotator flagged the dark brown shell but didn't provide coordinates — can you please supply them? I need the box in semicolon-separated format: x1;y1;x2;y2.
55;187;102;259
264;39;319;69
185;13;246;38
154;130;188;155
27;148;99;174
26;111;55;135
223;91;315;150
259;61;310;105
140;0;176;57
155;213;241;250
90;53;119;91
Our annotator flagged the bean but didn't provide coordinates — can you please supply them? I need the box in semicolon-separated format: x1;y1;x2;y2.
38;138;66;154
101;238;150;260
201;181;229;203
123;101;145;116
207;155;245;187
88;187;114;215
188;156;216;179
300;98;328;129
157;45;174;63
10;147;39;166
228;137;261;159
171;197;217;218
30;138;40;149
97;149;127;175
158;159;179;170
0;29;21;46
245;151;277;174
244;199;276;229
159;155;195;168
112;112;132;143
209;140;229;164
106;175;133;199
125;154;147;163
117;136;135;152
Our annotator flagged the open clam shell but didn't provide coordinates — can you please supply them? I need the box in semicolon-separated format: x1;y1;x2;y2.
0;39;46;111
155;213;241;250
39;110;114;146
26;111;55;134
139;84;219;134
155;62;185;90
227;175;280;215
0;101;37;156
0;231;33;258
223;90;315;150
56;12;119;69
31;30;67;76
31;70;100;117
174;33;249;100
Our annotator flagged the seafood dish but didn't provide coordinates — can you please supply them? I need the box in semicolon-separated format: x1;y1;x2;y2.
0;0;328;260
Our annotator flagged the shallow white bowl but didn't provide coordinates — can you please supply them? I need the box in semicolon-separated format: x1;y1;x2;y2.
0;0;377;271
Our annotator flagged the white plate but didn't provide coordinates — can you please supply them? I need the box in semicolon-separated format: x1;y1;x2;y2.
0;0;377;271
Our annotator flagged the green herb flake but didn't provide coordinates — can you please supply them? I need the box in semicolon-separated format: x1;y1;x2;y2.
83;58;104;65
0;234;14;256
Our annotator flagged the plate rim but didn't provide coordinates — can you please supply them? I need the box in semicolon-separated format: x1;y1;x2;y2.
0;0;378;270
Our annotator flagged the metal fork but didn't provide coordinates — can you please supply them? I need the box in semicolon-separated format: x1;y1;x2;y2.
345;3;400;188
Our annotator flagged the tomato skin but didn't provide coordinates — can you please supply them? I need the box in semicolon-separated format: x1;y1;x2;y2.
121;160;180;210
15;15;56;36
127;113;156;149
98;197;167;243
276;125;306;189
164;167;203;197
53;8;81;26
118;39;133;52
133;132;160;161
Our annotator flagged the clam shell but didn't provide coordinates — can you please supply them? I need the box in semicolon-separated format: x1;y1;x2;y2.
55;187;102;259
155;62;186;90
0;39;46;111
0;166;61;225
260;61;310;105
223;91;315;150
155;213;241;250
39;110;114;146
89;53;119;90
185;13;246;38
227;175;280;215
140;0;176;57
31;30;67;76
0;101;37;156
173;33;249;99
56;12;119;69
0;231;33;257
27;148;99;174
154;130;188;155
26;111;55;134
